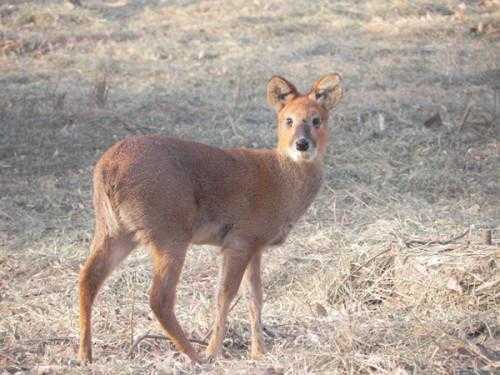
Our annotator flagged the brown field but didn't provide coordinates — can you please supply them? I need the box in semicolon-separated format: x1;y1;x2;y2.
0;0;499;374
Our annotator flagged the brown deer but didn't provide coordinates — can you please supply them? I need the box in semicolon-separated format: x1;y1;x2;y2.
78;74;343;363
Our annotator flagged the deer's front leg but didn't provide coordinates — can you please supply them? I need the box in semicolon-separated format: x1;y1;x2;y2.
206;248;251;360
244;250;266;359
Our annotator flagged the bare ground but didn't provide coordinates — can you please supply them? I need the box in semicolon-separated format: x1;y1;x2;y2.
0;0;499;374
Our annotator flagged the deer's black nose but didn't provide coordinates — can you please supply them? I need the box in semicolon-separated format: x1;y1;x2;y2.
296;138;310;152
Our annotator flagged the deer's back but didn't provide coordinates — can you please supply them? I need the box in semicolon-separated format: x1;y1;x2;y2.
94;136;264;245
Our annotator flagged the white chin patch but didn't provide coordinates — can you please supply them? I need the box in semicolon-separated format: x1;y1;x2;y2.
289;148;317;162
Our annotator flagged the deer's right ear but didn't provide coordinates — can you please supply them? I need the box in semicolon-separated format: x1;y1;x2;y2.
267;76;298;112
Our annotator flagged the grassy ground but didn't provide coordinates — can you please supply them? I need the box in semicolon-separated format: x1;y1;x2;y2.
0;0;499;374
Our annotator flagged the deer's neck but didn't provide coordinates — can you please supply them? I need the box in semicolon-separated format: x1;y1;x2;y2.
273;150;324;215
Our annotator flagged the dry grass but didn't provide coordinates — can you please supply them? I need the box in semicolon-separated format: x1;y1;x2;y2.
0;0;499;374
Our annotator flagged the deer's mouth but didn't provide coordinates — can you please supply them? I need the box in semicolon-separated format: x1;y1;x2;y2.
288;144;318;162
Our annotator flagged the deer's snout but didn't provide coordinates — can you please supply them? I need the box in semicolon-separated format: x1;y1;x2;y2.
295;138;310;152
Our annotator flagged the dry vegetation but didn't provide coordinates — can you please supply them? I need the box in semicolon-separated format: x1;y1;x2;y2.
0;0;499;374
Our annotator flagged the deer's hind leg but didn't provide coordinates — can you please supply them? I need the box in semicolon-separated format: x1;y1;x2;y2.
79;228;136;363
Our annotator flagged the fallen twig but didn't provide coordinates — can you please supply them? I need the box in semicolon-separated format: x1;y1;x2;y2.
22;337;75;344
404;229;470;248
459;102;473;131
436;243;468;253
110;113;150;135
416;317;497;367
128;332;208;358
128;296;243;358
96;109;151;135
339;243;395;286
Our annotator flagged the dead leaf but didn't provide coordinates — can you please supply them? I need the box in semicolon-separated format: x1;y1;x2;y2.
447;276;464;294
453;3;467;21
390;367;410;375
259;367;285;375
37;365;65;375
424;113;443;129
313;302;328;317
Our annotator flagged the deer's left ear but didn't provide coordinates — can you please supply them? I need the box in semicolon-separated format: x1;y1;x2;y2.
267;76;299;112
308;73;343;111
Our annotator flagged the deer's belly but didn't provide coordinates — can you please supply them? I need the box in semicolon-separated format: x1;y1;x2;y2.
191;216;296;249
191;222;232;246
268;223;294;246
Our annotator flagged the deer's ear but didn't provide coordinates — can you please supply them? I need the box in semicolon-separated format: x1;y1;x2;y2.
308;73;343;111
267;76;299;112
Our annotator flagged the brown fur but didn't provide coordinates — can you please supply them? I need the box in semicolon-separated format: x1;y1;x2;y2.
78;74;343;363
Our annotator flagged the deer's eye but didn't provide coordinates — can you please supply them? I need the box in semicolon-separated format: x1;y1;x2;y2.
285;118;293;127
312;117;321;128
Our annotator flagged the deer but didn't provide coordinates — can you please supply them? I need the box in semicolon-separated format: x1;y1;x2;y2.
78;74;343;364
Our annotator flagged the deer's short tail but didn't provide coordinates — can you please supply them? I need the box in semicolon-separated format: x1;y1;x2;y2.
92;164;121;237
